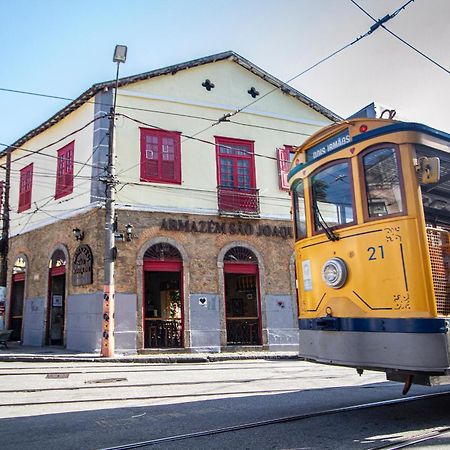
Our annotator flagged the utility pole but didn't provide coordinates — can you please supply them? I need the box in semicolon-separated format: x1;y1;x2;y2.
100;45;127;357
0;151;11;330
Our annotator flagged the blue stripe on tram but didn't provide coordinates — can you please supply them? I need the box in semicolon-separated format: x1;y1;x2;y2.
299;317;449;333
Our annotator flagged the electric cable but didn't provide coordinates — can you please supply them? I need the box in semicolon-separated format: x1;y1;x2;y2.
0;114;107;170
118;113;279;162
182;0;421;143
349;0;450;75
7;134;108;224
0;86;313;144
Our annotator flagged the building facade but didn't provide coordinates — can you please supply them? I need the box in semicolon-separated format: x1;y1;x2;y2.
1;51;340;353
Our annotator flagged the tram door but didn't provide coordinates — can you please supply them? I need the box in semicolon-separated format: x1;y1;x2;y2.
9;273;25;341
47;271;66;346
224;263;261;346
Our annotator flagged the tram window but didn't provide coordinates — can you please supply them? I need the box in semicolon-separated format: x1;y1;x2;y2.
311;161;354;231
292;180;306;239
362;147;403;218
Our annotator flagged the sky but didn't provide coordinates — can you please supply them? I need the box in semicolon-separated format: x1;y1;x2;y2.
1;0;449;147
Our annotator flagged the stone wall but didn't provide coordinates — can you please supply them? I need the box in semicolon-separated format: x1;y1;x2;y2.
7;208;299;352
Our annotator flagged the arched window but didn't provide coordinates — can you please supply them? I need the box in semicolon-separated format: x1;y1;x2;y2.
144;243;182;261
49;249;67;270
12;256;27;275
224;246;257;263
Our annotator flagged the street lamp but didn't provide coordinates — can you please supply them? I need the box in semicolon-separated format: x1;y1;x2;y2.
113;45;128;63
101;45;127;358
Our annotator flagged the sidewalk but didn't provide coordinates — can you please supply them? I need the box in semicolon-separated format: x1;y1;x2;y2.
0;341;299;364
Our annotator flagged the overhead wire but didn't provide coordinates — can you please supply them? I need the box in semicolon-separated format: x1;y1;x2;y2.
0;41;338;226
115;179;290;205
8;133;108;229
8;132;108;209
181;0;421;144
349;0;450;75
0;85;314;146
0;115;107;172
5;3;420;226
0;0;441;167
12;203;101;236
118;113;280;163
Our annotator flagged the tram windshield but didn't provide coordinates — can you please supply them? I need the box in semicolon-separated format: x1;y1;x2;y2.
311;161;354;232
362;147;404;218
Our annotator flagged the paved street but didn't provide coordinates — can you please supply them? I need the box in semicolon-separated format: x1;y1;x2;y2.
1;358;449;449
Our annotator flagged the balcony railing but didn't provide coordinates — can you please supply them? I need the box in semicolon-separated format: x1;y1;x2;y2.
144;319;182;348
226;318;261;345
217;185;260;216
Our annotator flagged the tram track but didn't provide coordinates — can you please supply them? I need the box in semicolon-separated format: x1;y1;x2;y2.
0;374;318;394
0;362;305;377
371;426;450;449
0;387;306;407
97;391;450;450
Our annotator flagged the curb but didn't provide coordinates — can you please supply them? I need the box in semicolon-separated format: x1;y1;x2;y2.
0;353;300;364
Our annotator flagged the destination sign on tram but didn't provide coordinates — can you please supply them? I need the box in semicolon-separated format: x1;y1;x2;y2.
306;128;350;162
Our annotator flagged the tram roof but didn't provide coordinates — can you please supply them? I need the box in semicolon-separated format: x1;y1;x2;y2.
288;119;450;226
288;119;450;182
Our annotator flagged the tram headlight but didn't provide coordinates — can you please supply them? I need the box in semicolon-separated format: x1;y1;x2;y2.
322;257;348;289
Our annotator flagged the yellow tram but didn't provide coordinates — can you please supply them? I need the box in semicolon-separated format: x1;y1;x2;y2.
288;117;450;389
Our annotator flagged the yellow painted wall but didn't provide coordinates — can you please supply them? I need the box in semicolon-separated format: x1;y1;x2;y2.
4;58;334;237
7;102;95;235
114;60;331;217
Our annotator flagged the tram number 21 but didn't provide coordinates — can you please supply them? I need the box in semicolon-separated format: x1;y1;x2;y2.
368;245;385;261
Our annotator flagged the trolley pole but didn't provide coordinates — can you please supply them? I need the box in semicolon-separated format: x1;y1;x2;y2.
100;45;127;357
0;152;10;330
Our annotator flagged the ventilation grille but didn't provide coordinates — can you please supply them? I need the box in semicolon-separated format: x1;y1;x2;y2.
426;227;450;315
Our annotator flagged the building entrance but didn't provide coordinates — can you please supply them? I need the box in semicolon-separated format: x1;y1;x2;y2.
9;273;25;341
48;274;65;345
143;243;183;349
144;270;182;348
9;256;27;341
47;250;66;346
224;247;261;346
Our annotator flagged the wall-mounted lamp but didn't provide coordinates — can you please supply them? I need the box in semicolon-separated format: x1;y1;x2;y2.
72;228;84;241
114;223;134;242
126;224;134;242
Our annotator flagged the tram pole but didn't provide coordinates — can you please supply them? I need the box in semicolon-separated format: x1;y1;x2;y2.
100;45;127;357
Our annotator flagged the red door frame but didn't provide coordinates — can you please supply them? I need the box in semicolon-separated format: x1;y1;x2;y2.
46;266;66;345
223;262;262;345
143;260;184;348
9;272;26;337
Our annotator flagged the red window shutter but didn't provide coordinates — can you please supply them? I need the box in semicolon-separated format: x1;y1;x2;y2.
277;146;291;190
146;160;159;178
161;160;175;180
18;164;33;212
55;142;74;199
25;187;32;208
140;128;181;184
